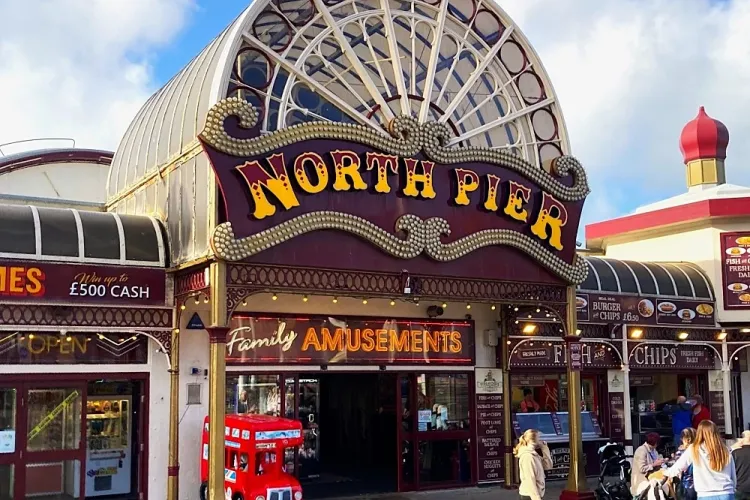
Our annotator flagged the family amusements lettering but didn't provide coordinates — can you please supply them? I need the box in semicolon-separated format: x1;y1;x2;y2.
227;322;464;356
238;150;570;251
226;317;474;365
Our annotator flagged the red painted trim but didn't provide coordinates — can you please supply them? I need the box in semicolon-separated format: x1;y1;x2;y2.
0;148;113;176
586;197;750;241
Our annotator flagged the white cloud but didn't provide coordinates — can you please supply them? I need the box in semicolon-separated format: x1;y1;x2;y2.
500;0;750;226
2;0;748;232
0;0;195;155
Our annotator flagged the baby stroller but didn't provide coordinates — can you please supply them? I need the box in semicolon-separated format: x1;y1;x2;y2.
594;442;631;500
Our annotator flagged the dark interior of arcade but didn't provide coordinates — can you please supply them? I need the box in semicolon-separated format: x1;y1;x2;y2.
227;370;474;497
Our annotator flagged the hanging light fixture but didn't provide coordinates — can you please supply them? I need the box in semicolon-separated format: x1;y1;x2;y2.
363;298;369;305
389;299;395;306
272;293;278;301
302;295;309;302
491;305;497;311
332;297;338;304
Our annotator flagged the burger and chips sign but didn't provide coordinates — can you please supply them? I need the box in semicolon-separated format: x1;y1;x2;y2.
576;293;715;326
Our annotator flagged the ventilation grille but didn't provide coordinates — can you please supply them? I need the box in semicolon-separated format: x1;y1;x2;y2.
186;383;202;405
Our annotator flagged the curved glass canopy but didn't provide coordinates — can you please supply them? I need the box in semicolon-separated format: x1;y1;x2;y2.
227;0;568;171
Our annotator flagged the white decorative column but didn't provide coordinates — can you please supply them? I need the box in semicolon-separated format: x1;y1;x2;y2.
722;340;733;436
622;325;633;455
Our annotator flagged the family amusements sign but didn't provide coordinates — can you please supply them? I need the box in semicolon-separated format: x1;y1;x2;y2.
227;316;474;365
199;98;590;285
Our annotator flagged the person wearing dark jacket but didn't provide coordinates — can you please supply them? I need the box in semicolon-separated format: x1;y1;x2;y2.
666;396;694;446
733;432;750;500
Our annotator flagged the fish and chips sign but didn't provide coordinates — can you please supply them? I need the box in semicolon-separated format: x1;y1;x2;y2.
199;98;590;284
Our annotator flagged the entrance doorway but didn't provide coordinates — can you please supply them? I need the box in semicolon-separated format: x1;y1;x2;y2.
0;378;147;500
226;370;476;497
301;373;398;499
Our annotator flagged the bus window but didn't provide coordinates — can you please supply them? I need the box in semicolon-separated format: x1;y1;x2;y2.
239;453;249;471
228;450;239;470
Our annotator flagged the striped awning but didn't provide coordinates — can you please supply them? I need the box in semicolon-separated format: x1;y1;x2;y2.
0;204;166;267
579;256;714;300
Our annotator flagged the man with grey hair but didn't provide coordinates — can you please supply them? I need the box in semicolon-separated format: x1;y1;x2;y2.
665;395;693;447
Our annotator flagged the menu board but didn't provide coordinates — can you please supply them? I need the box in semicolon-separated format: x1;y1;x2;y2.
721;232;750;309
576;293;715;326
609;394;625;439
475;368;503;484
709;391;726;434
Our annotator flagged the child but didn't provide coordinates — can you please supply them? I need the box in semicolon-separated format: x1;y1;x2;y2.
673;427;697;500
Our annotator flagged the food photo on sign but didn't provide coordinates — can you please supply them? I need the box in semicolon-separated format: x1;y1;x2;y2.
721;232;750;308
575;293;715;326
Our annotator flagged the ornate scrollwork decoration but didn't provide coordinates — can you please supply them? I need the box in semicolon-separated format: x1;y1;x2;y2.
199;98;590;201
211;212;589;284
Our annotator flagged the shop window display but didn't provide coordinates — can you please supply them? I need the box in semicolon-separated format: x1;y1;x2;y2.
511;374;600;416
416;374;470;432
226;375;281;416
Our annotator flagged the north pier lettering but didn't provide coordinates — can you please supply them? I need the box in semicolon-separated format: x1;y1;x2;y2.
236;150;569;251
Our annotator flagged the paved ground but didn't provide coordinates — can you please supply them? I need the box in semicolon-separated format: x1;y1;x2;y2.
328;479;600;499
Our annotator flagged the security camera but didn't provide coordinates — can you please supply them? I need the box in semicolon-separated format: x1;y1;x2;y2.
426;305;444;318
464;314;473;321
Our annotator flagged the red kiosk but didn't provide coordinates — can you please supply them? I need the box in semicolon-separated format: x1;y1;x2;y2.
200;414;304;500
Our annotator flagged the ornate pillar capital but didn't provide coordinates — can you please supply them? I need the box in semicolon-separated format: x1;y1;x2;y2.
206;326;230;344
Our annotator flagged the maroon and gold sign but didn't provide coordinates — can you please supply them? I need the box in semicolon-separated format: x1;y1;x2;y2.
0;332;147;364
720;232;750;309
227;316;474;365
576;293;715;326
0;261;166;306
508;340;621;368
628;343;717;370
199;99;590;284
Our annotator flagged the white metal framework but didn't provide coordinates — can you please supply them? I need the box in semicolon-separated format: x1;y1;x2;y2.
227;0;569;169
107;0;570;264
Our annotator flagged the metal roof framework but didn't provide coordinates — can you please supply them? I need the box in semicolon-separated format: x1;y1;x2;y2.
579;256;714;301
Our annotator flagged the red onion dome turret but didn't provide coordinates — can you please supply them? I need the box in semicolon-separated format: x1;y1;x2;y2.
679;106;729;163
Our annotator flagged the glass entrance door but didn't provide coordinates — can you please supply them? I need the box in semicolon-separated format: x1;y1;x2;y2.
23;383;85;499
0;385;20;500
397;373;474;491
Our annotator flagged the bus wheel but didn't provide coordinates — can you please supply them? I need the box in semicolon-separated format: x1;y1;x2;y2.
199;482;207;500
232;494;243;500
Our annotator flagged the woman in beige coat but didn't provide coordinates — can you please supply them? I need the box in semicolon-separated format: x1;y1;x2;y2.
515;429;553;500
631;432;666;496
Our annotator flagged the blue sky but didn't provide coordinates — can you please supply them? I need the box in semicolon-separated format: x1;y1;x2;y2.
2;0;749;235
